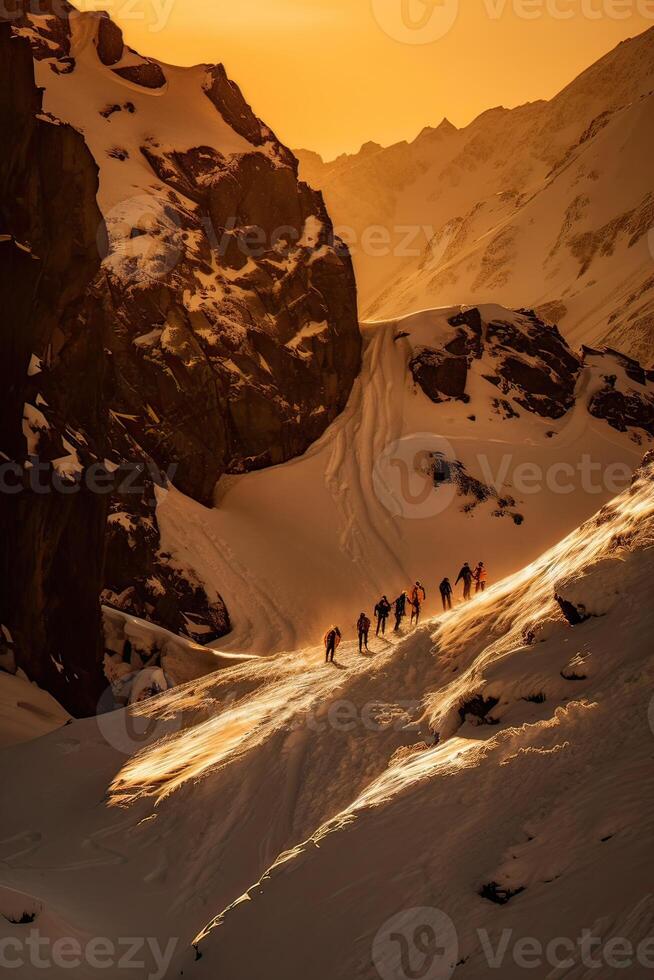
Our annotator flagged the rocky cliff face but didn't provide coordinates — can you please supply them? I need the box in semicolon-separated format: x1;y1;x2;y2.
0;24;107;714
11;1;360;502
3;2;361;669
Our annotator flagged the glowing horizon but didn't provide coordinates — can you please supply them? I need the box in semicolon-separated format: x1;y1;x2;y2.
81;0;654;159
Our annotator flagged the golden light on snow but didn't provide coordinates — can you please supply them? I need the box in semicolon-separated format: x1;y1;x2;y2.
109;462;654;808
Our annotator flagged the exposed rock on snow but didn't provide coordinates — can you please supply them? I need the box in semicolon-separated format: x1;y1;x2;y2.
405;307;654;430
102;605;256;708
409;307;580;419
102;422;230;644
586;347;654;437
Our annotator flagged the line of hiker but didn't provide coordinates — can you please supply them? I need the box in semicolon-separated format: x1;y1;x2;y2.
325;566;488;662
440;561;487;609
355;581;427;654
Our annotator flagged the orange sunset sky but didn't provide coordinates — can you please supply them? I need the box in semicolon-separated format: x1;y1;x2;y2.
84;0;654;158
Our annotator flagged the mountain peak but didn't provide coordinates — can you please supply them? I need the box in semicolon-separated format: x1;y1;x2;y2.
436;116;457;133
358;140;383;155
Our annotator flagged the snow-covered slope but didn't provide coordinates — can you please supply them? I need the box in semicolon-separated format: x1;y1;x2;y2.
1;450;652;979
188;454;654;979
297;28;654;362
0;672;70;749
154;305;653;656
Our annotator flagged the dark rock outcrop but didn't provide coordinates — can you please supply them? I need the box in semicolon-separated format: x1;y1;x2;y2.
410;349;470;403
0;25;107;715
408;307;654;438
585;347;654;437
410;307;579;417
113;62;166;89
102;423;230;643
409;310;482;403
96;14;123;66
203;64;282;153
488;310;580;418
9;0;361;501
556;595;590;627
12;4;361;507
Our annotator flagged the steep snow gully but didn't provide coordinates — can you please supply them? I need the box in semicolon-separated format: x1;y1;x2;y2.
1;451;653;979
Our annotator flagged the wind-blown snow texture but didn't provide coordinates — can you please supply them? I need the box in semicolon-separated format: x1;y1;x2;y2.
1;451;653;978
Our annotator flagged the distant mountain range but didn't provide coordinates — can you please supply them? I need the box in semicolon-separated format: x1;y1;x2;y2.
297;27;654;364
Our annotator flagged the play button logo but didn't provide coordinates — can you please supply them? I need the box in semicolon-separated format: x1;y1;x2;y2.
372;907;459;980
371;0;460;44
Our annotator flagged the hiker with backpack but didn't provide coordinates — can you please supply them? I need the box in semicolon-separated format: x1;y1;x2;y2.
456;563;474;601
439;577;453;611
393;592;407;632
474;561;488;593
374;596;392;636
324;626;341;663
357;613;371;653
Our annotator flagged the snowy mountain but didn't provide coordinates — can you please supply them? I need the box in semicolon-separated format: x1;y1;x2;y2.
3;8;652;973
11;1;360;500
297;27;654;363
1;448;652;978
0;2;360;711
154;305;654;656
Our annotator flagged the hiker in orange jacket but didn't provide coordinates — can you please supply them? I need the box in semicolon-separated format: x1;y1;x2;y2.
324;626;341;663
474;561;488;593
409;581;426;626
